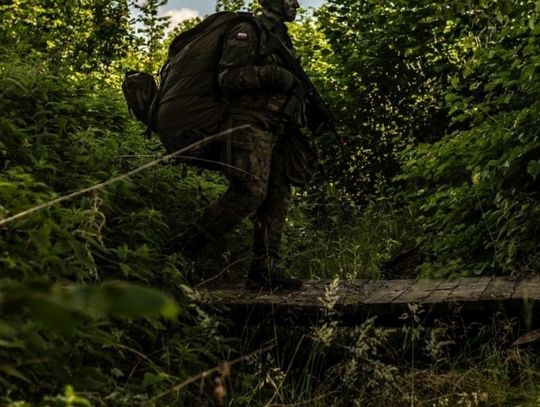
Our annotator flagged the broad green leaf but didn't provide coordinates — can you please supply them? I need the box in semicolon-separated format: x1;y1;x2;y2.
97;281;180;320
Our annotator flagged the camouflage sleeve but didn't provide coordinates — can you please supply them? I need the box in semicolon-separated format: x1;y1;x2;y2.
218;22;297;92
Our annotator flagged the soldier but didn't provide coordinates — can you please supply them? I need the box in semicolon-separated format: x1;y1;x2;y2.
171;0;306;290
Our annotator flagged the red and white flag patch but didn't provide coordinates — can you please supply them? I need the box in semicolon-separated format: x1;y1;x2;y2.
236;32;249;41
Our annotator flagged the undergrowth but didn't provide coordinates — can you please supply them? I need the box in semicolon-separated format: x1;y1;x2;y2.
285;195;418;280
1;49;538;406
0;50;234;405
224;295;539;406
2;0;540;403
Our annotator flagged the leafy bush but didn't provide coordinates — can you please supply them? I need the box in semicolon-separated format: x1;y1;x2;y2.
1;0;539;404
0;0;132;71
305;0;540;277
398;0;540;276
314;0;465;202
0;50;231;404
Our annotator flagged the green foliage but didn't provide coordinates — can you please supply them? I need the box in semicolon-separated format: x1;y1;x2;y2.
131;0;171;71
2;281;179;334
0;49;228;404
1;0;539;404
215;0;258;12
294;0;540;276
284;196;416;279
397;0;540;276
314;0;464;201
0;0;132;71
310;313;540;406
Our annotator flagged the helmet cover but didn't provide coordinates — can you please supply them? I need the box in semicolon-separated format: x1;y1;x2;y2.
259;0;299;22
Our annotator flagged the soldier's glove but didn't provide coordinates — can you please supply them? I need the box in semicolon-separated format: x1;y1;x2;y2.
258;66;297;91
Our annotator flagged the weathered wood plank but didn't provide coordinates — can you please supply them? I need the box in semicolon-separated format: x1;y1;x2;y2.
353;279;416;318
200;277;540;327
336;280;386;306
480;277;517;301
512;277;540;301
393;279;445;304
362;279;415;304
333;279;372;305
447;277;493;302
422;279;462;303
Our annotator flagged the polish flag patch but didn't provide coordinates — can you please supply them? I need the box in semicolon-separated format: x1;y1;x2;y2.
236;32;249;41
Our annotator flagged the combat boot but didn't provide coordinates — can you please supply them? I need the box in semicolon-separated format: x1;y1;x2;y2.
245;256;303;291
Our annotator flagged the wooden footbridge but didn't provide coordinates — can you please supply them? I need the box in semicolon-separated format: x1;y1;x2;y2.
200;277;540;328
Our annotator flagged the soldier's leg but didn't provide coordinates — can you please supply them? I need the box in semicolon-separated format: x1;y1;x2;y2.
172;124;275;260
252;139;291;259
247;139;302;290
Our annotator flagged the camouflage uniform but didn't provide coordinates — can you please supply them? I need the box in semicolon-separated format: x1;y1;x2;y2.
178;8;304;288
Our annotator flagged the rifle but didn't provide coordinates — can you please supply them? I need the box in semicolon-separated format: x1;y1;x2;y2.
264;33;340;140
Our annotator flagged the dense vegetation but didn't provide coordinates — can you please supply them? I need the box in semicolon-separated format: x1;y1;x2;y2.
0;0;538;405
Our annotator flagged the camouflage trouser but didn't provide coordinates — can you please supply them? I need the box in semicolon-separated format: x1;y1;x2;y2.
194;122;291;260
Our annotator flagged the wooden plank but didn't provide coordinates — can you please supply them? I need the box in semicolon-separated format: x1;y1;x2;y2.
280;279;372;307
352;280;416;317
364;279;416;304
422;279;462;303
447;277;493;302
335;279;371;305
284;280;332;306
512;278;540;301
199;277;540;327
480;277;517;301
393;279;445;304
206;279;373;308
341;280;388;305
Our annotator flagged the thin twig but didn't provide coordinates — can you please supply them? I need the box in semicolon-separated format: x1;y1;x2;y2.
124;357;142;387
0;125;250;228
175;155;257;178
152;344;275;401
86;338;163;374
194;256;251;288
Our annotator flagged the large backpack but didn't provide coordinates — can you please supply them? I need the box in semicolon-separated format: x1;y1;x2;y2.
122;12;260;149
156;12;261;152
121;70;158;136
122;12;319;185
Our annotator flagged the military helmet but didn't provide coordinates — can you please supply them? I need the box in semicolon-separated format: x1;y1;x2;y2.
260;0;284;15
259;0;299;21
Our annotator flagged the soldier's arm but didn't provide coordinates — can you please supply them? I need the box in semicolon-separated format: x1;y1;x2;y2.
218;21;297;92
